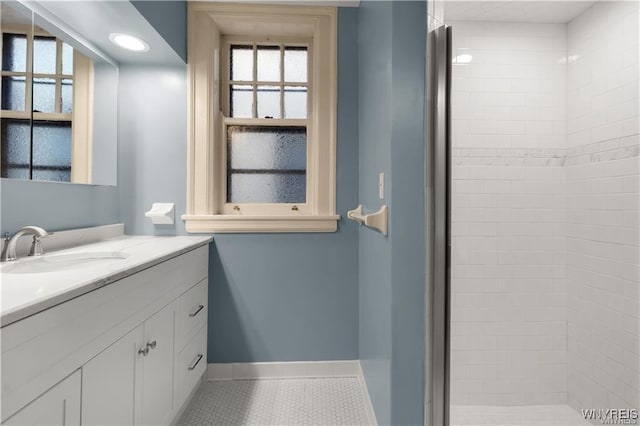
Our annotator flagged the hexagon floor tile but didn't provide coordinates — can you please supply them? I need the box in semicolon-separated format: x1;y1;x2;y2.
177;378;372;426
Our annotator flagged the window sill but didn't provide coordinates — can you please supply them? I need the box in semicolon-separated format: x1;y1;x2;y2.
181;214;340;233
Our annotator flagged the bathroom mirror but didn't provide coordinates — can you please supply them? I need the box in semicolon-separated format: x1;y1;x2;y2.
1;1;118;186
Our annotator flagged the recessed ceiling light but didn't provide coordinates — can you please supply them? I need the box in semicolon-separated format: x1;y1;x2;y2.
109;33;150;53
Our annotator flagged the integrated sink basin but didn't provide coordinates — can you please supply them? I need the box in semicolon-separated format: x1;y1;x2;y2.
0;251;129;274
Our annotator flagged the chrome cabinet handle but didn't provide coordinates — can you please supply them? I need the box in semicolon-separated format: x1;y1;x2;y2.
147;340;157;350
188;354;203;371
138;347;149;356
189;305;204;317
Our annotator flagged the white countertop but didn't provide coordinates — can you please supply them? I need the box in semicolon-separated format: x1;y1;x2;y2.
0;235;212;327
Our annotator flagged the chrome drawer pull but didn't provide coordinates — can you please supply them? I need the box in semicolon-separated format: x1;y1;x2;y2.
188;354;203;371
138;347;149;356
189;305;204;317
147;340;157;350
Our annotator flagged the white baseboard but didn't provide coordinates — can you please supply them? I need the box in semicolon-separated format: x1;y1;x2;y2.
207;360;360;380
357;361;378;426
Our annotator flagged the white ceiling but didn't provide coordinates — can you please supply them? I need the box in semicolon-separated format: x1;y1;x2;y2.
3;1;185;66
444;1;596;23
30;1;184;66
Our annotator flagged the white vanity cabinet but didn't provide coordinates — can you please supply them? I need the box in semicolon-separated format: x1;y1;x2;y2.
82;302;178;426
140;302;178;425
4;370;81;426
82;326;142;426
1;242;210;425
174;280;208;409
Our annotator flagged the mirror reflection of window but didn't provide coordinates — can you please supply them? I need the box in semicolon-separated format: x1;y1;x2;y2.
1;23;93;183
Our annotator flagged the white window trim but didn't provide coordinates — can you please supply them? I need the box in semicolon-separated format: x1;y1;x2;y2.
182;3;339;233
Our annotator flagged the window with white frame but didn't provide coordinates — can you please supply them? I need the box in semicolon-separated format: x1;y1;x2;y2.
222;40;310;210
1;25;93;183
182;3;338;233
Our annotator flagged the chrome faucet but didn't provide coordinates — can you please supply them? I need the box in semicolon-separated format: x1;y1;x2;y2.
1;226;51;262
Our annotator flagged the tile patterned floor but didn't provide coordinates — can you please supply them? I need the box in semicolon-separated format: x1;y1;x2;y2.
451;405;592;426
177;378;372;426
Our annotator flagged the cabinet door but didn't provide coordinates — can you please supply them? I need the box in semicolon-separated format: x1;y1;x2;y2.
4;370;81;426
81;325;143;426
141;302;176;426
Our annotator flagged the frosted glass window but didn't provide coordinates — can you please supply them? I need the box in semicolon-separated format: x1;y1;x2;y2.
227;125;306;203
33;36;56;74
230;45;253;81
230;84;253;118
228;174;305;203
257;85;280;119
32;169;70;181
62;43;73;75
61;79;73;113
1;76;26;111
2;33;27;72
33;77;56;113
32;121;71;182
1;30;75;182
227;125;306;170
284;86;307;119
284;47;307;83
257;46;280;82
1;119;31;179
0;119;72;182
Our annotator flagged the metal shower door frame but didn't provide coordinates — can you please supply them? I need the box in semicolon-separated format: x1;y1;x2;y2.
430;23;452;426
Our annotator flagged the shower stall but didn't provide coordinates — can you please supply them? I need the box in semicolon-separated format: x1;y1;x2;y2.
428;1;640;425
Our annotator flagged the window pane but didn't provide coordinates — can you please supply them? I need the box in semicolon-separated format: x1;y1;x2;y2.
284;86;307;119
33;77;56;113
1;76;26;111
230;84;253;118
284;47;307;83
228;173;305;203
227;125;306;203
1;118;30;179
2;33;27;72
62;43;73;75
230;45;253;81
61;79;73;113
256;46;280;82
32;121;71;182
257;85;280;119
227;125;306;171
33;36;57;74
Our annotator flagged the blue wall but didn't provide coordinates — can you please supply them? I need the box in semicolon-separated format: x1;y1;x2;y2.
207;8;360;362
117;9;361;362
0;179;119;234
358;2;426;425
389;3;427;424
358;2;393;424
130;1;187;62
118;66;189;237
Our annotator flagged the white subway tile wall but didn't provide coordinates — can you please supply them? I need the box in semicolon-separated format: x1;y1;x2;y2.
566;1;640;414
449;20;569;406
448;1;640;412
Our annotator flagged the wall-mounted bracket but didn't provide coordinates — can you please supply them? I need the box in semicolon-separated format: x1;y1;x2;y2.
347;204;388;236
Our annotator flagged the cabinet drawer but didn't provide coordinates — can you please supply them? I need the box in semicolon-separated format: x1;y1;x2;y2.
177;279;207;349
176;326;206;408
